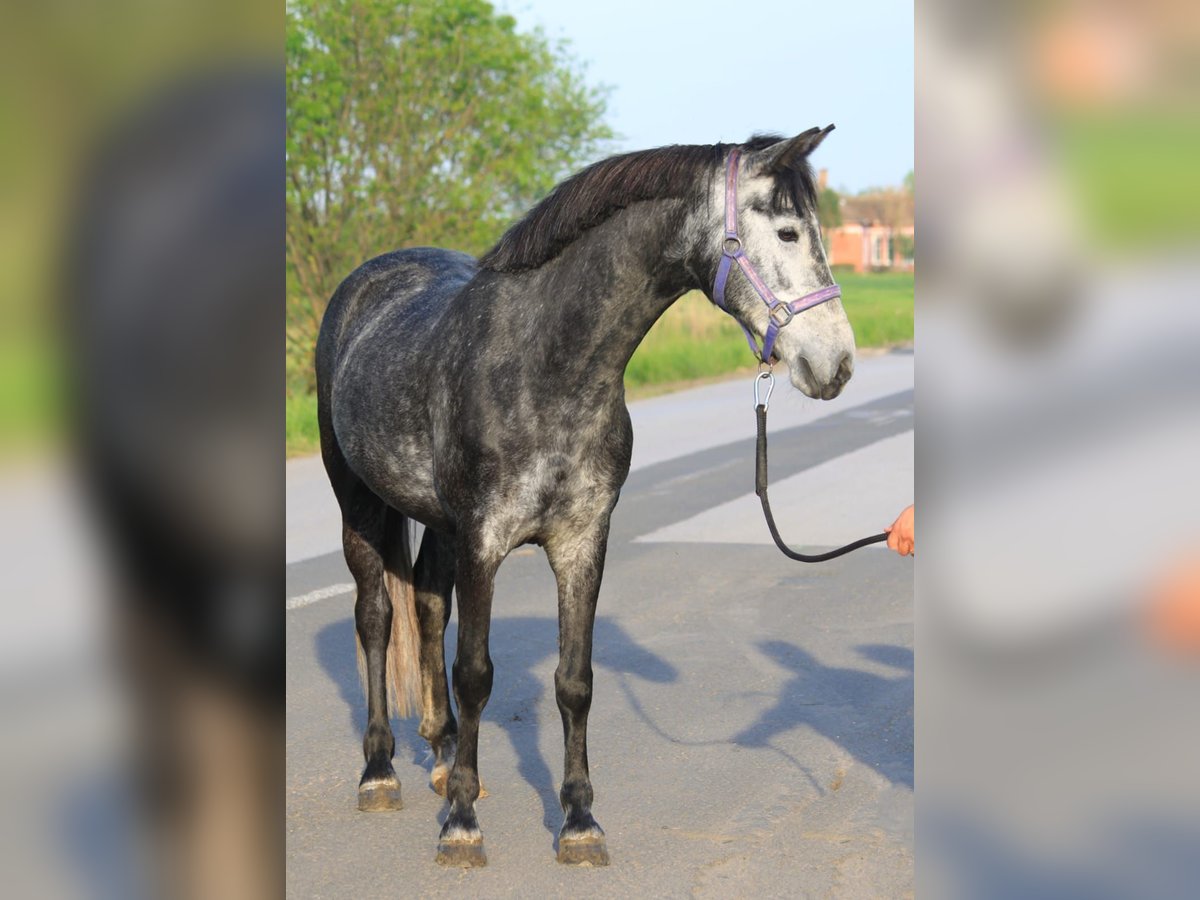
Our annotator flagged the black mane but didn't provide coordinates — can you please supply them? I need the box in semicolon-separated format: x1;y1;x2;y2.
479;135;818;273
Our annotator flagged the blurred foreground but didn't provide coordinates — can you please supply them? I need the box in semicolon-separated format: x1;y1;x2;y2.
0;3;280;898
919;0;1200;896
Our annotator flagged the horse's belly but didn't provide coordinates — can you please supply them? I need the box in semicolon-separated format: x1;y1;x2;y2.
339;424;450;531
364;459;448;530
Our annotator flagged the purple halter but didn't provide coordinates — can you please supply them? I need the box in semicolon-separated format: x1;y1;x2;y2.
712;148;841;364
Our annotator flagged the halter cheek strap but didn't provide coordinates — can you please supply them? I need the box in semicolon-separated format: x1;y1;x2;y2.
712;148;841;364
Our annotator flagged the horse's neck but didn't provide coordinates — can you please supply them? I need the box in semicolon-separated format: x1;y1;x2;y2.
497;200;704;380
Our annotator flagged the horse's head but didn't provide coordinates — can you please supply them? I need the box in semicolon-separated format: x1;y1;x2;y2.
704;128;855;400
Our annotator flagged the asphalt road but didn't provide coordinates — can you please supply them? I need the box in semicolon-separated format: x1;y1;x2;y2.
286;351;914;898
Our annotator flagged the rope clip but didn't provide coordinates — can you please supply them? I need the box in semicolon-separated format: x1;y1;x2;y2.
754;369;775;409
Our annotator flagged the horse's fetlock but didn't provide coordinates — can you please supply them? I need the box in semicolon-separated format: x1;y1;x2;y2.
560;777;594;813
446;768;480;803
362;721;394;761
419;716;456;751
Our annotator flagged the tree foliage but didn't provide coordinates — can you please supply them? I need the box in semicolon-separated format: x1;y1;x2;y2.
286;0;612;391
818;186;842;230
844;186;913;230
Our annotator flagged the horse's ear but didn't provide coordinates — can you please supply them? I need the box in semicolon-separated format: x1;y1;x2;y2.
752;124;835;173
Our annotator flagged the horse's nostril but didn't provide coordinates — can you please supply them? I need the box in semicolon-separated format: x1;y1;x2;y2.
836;352;853;383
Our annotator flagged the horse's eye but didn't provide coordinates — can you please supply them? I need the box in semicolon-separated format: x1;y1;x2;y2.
777;228;799;243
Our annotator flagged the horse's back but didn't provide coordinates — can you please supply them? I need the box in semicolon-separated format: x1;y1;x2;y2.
318;247;475;362
317;247;475;528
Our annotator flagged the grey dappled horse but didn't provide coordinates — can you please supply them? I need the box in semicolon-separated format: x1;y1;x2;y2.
316;128;856;867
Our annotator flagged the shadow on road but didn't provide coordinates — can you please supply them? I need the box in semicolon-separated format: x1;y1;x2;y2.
922;807;1200;900
731;641;913;789
314;614;677;834
57;767;144;900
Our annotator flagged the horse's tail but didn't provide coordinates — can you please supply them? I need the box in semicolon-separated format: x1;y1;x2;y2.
355;510;422;718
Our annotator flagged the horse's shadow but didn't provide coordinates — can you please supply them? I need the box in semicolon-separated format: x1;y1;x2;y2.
314;613;677;834
730;640;913;789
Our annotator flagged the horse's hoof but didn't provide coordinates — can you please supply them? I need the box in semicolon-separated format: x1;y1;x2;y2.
557;835;609;867
436;840;487;867
357;777;403;811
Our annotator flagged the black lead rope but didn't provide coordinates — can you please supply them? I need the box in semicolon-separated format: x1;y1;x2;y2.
755;400;889;562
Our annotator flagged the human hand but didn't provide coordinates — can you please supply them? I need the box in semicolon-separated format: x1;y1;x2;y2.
1147;555;1200;654
885;504;914;556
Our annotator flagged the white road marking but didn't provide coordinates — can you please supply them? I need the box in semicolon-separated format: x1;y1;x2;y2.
635;431;913;548
286;582;354;610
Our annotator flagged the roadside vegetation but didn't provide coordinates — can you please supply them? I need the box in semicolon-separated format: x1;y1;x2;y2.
1057;112;1200;250
626;272;913;390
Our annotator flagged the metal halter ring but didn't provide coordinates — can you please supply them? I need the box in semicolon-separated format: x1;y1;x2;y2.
769;303;795;328
754;370;776;409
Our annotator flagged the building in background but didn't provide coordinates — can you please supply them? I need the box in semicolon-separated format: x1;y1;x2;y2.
820;169;915;273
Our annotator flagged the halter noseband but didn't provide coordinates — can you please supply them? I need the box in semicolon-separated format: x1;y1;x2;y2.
712;147;841;364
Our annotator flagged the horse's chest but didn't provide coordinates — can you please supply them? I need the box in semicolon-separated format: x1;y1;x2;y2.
485;448;620;544
509;453;596;516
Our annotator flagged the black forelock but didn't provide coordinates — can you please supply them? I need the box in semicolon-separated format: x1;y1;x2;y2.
479;135;819;273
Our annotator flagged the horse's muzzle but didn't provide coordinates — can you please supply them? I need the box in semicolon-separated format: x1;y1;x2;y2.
794;352;853;400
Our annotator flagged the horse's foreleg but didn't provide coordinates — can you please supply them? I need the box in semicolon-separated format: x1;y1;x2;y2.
435;544;497;868
343;513;403;811
546;520;612;866
412;528;457;796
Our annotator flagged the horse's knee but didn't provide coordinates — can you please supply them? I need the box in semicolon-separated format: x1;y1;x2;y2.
446;765;481;803
452;655;493;710
554;667;593;715
413;592;441;629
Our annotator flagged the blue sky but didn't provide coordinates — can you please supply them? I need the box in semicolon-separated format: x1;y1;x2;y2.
499;0;913;194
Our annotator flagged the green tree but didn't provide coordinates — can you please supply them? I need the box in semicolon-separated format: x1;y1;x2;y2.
818;185;842;231
286;0;612;392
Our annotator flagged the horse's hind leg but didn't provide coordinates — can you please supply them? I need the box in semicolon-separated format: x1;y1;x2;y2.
546;520;613;866
341;497;404;811
435;543;499;867
412;528;458;796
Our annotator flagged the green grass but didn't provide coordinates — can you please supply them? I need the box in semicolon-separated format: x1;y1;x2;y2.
1057;112;1200;249
626;272;913;389
0;336;64;457
285;273;913;456
286;391;320;458
837;271;916;347
624;292;755;389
